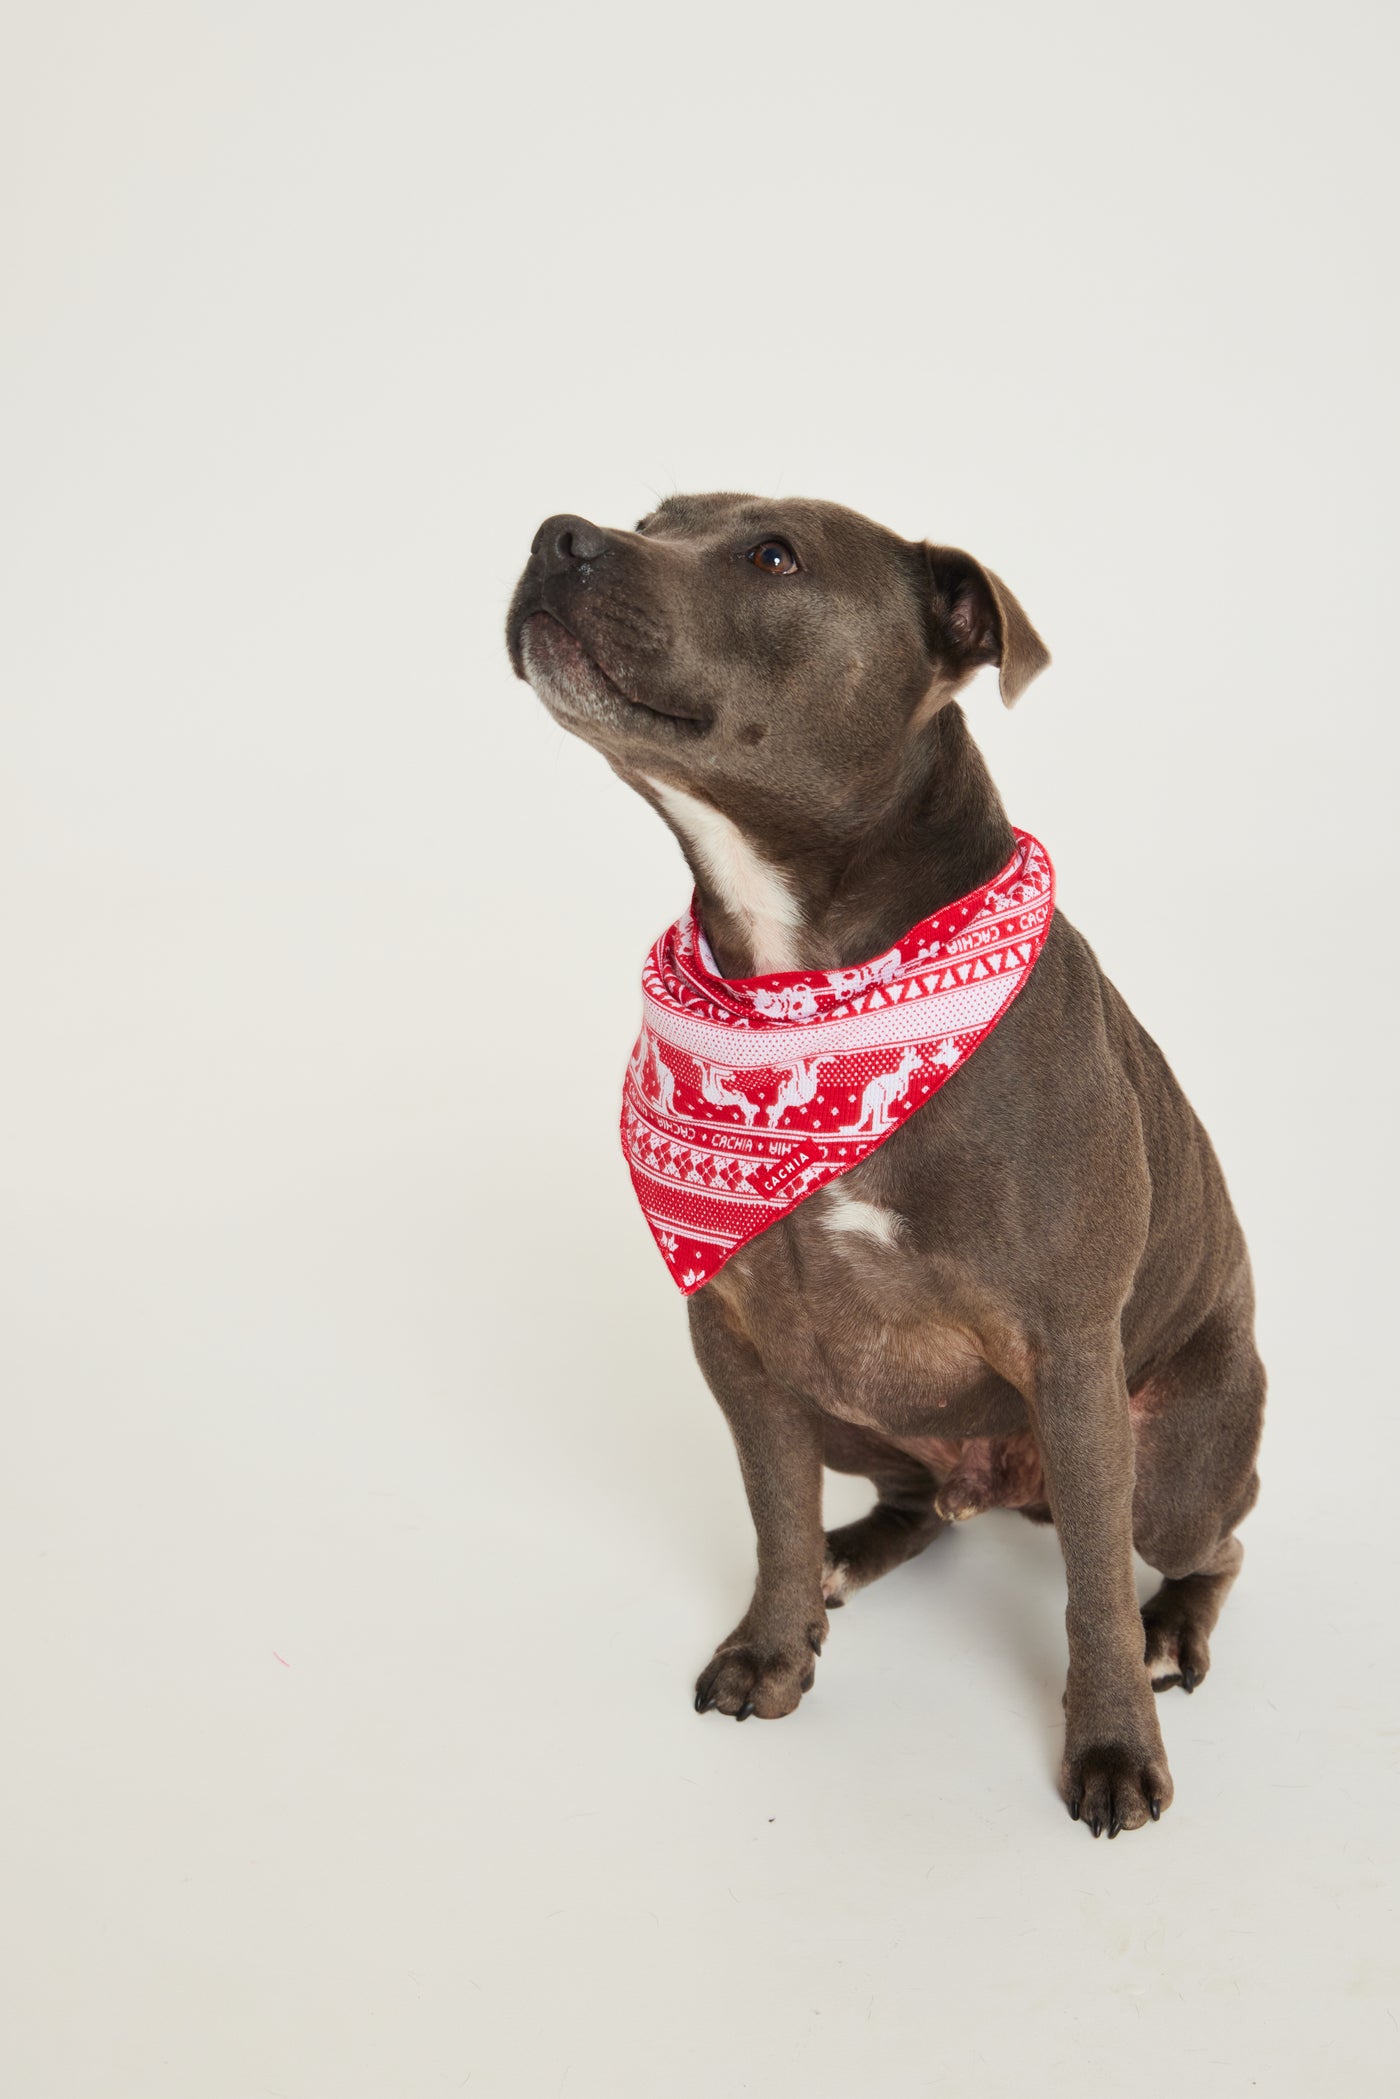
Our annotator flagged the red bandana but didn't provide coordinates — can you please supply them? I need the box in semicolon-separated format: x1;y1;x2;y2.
621;830;1055;1293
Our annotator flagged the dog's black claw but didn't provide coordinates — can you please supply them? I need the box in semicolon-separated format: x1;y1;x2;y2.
800;1669;815;1693
825;1595;845;1609
1068;1795;1081;1822
1090;1815;1102;1838
1150;1798;1161;1821
1108;1810;1122;1840
1180;1668;1199;1693
808;1629;824;1653
736;1700;755;1722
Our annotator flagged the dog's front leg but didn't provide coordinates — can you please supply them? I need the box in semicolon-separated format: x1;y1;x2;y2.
687;1294;828;1721
1029;1336;1173;1836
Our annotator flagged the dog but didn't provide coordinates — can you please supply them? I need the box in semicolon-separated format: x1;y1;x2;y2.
506;494;1264;1838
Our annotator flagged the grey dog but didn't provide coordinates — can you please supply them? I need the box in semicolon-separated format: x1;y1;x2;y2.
507;493;1264;1839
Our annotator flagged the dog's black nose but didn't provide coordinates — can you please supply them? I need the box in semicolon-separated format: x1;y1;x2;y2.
532;513;609;571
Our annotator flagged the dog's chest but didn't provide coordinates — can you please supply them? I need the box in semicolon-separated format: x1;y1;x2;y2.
704;1162;1028;1439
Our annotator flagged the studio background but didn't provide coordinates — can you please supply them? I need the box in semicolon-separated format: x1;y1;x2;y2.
3;4;1396;2094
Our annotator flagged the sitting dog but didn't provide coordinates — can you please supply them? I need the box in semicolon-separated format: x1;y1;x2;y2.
506;494;1264;1839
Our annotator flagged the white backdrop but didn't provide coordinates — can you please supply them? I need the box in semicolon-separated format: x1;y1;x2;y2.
3;5;1397;2095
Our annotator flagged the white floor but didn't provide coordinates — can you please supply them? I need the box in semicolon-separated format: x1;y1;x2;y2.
4;875;1397;2097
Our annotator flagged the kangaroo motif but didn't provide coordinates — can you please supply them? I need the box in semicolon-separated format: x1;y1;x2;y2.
853;1045;923;1135
627;1037;649;1095
647;1040;682;1123
765;1056;825;1128
697;1060;761;1126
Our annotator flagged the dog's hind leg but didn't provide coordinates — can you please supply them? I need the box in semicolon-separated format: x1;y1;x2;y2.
1131;1273;1265;1694
819;1419;946;1605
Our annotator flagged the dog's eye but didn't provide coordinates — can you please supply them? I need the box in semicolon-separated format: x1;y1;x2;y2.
748;539;799;577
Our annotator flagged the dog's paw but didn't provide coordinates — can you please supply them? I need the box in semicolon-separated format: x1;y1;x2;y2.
1061;1740;1173;1838
693;1625;825;1721
1142;1602;1211;1694
821;1504;945;1604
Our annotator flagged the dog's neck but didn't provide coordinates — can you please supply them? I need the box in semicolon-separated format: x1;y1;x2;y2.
646;704;1016;979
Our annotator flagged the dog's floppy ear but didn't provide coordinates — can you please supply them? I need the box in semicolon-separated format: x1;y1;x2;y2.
924;545;1050;707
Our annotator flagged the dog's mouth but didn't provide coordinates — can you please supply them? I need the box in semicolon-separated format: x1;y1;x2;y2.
518;611;711;737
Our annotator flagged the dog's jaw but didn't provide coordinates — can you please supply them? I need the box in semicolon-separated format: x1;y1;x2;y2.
519;613;620;727
519;611;710;742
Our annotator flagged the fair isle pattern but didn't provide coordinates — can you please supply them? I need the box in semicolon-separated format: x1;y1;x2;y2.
622;829;1055;1293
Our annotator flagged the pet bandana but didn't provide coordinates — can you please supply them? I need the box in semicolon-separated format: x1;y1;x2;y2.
621;829;1055;1293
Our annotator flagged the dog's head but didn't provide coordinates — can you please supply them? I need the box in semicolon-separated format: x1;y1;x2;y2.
506;493;1048;841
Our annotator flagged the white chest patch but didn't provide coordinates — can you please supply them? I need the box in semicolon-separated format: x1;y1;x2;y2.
821;1184;904;1248
644;777;804;974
